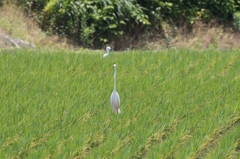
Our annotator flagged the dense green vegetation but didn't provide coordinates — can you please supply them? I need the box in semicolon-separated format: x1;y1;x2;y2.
0;48;240;158
6;0;240;48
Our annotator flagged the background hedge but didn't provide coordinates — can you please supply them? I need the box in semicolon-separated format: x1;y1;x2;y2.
11;0;240;48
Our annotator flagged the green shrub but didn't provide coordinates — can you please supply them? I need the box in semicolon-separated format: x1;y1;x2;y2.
17;0;48;13
7;0;240;48
233;12;240;32
40;0;150;47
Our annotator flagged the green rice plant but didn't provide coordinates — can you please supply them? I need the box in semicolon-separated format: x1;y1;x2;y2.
0;48;240;158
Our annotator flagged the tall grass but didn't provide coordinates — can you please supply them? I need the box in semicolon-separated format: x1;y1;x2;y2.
0;48;240;158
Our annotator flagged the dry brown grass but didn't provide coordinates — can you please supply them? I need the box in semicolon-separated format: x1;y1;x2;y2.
146;20;240;50
0;4;72;49
176;21;240;49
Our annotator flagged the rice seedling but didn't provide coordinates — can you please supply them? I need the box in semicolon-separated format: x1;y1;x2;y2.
0;48;239;158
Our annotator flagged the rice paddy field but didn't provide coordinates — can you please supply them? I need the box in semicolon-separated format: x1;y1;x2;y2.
0;48;240;159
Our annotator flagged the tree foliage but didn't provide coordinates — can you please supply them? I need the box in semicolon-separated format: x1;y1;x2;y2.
15;0;240;48
23;0;150;47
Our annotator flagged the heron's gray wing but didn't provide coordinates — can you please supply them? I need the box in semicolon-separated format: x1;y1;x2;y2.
115;91;120;106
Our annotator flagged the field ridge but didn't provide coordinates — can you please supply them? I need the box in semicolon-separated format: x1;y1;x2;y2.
132;118;182;158
191;115;240;159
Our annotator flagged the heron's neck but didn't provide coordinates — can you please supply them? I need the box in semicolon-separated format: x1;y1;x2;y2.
106;49;110;54
114;68;116;91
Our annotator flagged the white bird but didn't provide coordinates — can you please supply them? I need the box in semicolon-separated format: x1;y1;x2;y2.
103;46;111;58
110;64;120;114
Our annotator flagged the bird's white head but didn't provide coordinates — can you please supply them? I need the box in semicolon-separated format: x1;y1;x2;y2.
113;64;116;67
106;46;111;52
103;46;111;58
